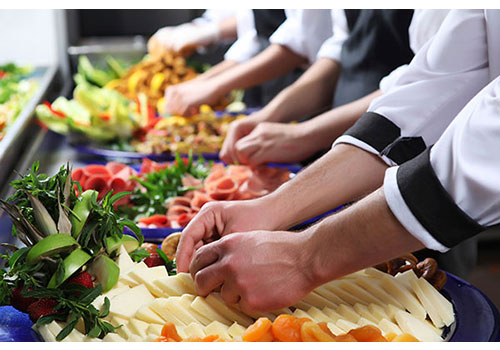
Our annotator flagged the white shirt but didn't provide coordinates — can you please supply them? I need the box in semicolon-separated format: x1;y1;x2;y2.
269;9;334;64
224;10;262;63
334;10;500;251
316;10;349;63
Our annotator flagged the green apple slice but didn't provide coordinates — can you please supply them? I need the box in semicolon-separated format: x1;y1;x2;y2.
87;255;120;293
26;234;79;265
47;248;92;288
106;235;139;254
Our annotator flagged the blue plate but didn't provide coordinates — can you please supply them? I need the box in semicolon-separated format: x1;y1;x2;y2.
1;272;498;342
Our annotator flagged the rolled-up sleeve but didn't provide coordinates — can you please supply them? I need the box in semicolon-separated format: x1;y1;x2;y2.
384;76;500;251
270;9;333;64
316;10;348;62
333;10;490;166
224;10;261;63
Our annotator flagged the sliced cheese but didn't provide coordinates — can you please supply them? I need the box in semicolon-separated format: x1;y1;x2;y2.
175;272;197;294
378;318;402;335
183;322;207;339
300;291;338;310
204;321;231;340
147;323;164;337
134;305;166;324
227;322;247;341
177;295;212;325
322;306;343;322
127;334;144;342
353;303;378;323
409;276;445;328
357;317;377;327
150;298;186;326
385;304;402;322
380;275;426;320
306;306;333;323
163;296;202;325
395;310;443;342
326;322;345;336
324;283;365;306
37;324;56;342
102;333;126;342
128;318;150;338
110;315;128;327
339;280;385;306
128;265;169;297
109;284;155;319
335;319;358;333
355;276;403;308
205;293;254;327
314;285;349;305
416;277;454;327
154;276;190;297
292;309;314;320
116;324;133;340
368;303;390;322
117;245;135;274
191;296;232;326
336;304;361;323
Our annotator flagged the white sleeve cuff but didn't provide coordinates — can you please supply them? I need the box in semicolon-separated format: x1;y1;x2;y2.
383;166;449;253
332;135;397;167
224;32;261;63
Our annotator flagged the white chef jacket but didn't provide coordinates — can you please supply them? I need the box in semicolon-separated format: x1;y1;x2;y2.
316;10;349;63
224;10;262;63
192;9;239;26
379;9;451;93
269;9;335;64
334;9;500;252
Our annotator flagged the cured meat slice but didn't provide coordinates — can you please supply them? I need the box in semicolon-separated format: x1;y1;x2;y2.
182;173;203;188
176;212;195;227
167;204;192;217
206;176;238;201
227;165;252;185
168;196;192;208
190;191;212;211
109;177;131;207
71;168;87;189
105;161;128;175
83;164;112;179
140;158;154;174
237;176;269;199
138;214;170;227
85;174;111;200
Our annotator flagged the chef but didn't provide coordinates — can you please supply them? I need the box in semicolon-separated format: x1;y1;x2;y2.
175;9;500;313
162;10;335;116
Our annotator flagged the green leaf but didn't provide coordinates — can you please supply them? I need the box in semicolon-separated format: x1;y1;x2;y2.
109;191;131;205
55;314;79;341
99;297;110;318
129;248;150;263
78;284;102;305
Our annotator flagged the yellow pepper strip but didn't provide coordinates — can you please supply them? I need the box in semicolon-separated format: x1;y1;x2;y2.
150;73;165;93
128;70;145;93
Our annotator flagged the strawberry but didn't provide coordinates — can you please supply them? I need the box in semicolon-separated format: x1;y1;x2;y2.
10;287;37;313
144;253;164;268
27;298;58;322
67;271;93;288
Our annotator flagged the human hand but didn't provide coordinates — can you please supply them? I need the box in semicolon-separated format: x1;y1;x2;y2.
176;198;281;273
189;230;315;313
234;122;319;166
164;79;223;116
220;112;267;164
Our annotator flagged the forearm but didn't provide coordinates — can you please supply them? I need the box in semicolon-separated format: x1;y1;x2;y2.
304;187;425;286
218;16;238;39
210;44;307;97
263;143;389;230
259;58;342;123
301;90;383;150
195;60;239;81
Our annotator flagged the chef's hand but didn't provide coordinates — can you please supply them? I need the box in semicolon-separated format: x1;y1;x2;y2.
164;79;222;116
235;122;319;166
189;230;315;313
219;112;268;164
148;22;220;57
176;198;281;273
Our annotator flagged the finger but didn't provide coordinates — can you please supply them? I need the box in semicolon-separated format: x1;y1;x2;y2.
220;283;241;305
190;242;220;278
176;211;218;272
235;138;260;165
192;259;225;296
245;148;269;168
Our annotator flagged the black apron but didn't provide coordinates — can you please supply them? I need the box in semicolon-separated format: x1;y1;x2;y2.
333;10;414;108
244;10;303;107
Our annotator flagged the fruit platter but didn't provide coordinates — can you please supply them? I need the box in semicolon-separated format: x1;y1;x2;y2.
70;155;293;241
35;54;247;161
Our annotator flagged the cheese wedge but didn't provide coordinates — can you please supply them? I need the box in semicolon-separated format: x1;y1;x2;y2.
204;321;231;340
116;324;133;339
335;319;358;333
183;322;207;338
147;324;164;337
357;317;377;327
150;298;186;326
353;303;378;323
324;283;365;306
154;276;191;297
190;296;232;326
306;306;333;323
110;315;128;327
119;262;148;287
368;303;390;322
385;304;402;322
37;324;56;342
134;305;166;324
394;310;443;342
292;309;314;320
175;273;197;294
339;280;385;306
326;322;345;336
380;275;426;320
128;265;169;297
128;318;150;338
116;245;135;274
206;293;254;327
228;322;247;341
294;300;315;311
177;295;212;325
322;306;343;322
364;267;391;279
163;296;202;325
416;277;454;326
300;291;339;310
336;304;361;323
409;276;445;328
314;285;349;305
109;284;155;319
378;318;402;335
354;276;403;308
127;334;144;342
102;333;127;342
